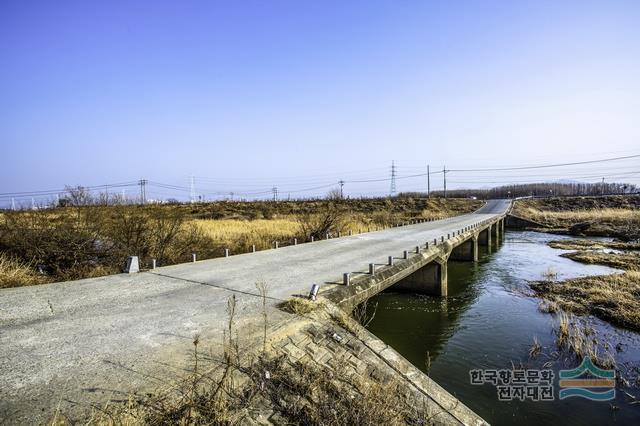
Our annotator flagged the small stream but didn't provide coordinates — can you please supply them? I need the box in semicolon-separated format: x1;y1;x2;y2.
365;231;640;425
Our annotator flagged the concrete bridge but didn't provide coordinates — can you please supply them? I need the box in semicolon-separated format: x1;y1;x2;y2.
325;199;509;310
0;199;509;423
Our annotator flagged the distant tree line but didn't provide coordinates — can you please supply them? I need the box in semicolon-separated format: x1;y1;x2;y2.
400;182;638;199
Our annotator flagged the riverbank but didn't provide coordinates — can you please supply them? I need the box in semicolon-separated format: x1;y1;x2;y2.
511;195;640;240
530;238;640;332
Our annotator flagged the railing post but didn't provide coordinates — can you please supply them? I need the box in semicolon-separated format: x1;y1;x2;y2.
125;256;139;273
309;284;320;301
343;273;350;286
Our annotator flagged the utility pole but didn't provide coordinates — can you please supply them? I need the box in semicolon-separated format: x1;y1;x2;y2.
339;180;345;199
190;175;196;203
11;198;15;211
272;186;278;201
139;179;147;205
390;160;397;196
427;164;430;198
443;166;447;199
601;177;605;196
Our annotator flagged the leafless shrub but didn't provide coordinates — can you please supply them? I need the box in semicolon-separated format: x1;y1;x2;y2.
297;202;346;240
0;206;215;281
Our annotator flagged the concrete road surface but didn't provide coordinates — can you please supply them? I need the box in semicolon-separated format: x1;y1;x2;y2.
0;199;510;423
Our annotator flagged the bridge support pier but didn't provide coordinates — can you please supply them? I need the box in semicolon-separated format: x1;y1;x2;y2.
450;236;478;262
393;259;448;296
491;221;500;246
478;227;491;247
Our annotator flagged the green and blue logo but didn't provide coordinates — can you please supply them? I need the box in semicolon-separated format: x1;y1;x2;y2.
559;357;615;401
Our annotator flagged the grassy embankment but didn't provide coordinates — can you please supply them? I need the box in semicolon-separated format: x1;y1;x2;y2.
0;197;481;288
519;196;640;332
512;195;640;240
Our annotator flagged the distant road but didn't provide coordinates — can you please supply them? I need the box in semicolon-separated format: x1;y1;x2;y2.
0;199;510;423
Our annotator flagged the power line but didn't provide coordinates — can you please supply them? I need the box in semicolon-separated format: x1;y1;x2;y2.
449;154;640;172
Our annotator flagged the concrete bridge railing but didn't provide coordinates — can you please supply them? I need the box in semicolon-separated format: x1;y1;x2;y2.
324;215;507;311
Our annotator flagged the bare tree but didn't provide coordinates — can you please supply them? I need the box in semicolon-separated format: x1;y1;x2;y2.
64;185;94;206
326;188;343;200
298;202;345;240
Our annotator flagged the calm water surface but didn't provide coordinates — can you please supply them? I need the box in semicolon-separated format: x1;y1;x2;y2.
365;231;640;426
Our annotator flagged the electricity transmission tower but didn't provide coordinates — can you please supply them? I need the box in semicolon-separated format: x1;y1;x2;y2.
272;187;278;201
390;161;397;196
339;180;345;199
138;179;147;204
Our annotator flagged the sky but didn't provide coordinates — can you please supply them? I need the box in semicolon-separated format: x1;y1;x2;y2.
1;0;639;203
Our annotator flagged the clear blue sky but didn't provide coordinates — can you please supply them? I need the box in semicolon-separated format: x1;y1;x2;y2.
2;0;639;203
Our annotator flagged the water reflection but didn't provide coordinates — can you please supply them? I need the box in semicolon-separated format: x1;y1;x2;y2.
365;231;640;426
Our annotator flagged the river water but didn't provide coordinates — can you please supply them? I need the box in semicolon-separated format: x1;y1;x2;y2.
365;231;640;425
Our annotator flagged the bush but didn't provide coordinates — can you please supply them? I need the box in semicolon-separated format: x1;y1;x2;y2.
0;206;216;281
297;202;346;240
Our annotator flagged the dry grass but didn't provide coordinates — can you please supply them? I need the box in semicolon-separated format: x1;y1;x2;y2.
548;239;640;251
1;197;480;287
529;336;541;358
552;313;616;369
541;267;558;281
560;250;640;270
279;297;322;315
538;300;559;313
516;207;639;225
0;253;48;288
193;217;302;252
513;197;640;239
531;271;640;331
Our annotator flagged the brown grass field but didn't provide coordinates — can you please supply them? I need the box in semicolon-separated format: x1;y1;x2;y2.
513;195;640;239
0;197;481;287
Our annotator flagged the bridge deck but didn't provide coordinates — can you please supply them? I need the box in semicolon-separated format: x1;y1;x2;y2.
0;199;509;422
